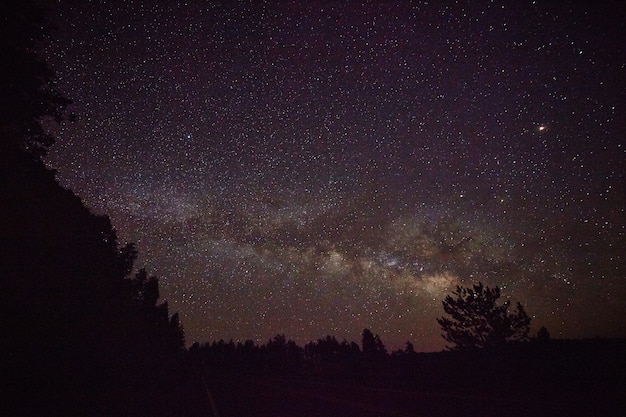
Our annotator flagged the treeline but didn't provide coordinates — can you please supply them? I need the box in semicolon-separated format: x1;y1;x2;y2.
191;329;626;379
191;328;579;381
189;329;413;376
193;333;625;415
1;2;201;416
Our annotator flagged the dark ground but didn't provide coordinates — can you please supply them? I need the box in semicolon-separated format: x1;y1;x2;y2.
206;374;581;417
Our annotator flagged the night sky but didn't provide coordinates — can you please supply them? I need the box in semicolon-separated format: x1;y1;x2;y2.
42;1;625;352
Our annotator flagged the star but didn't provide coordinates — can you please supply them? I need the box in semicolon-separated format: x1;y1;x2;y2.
42;1;626;352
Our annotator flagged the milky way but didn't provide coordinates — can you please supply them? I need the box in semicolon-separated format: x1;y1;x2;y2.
44;1;625;351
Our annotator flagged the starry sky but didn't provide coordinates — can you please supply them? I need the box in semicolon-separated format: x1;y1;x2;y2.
43;1;625;352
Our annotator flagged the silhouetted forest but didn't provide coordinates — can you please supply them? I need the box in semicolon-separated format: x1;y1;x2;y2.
2;2;625;417
1;2;199;416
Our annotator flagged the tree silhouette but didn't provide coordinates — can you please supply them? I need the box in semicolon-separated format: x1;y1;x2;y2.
263;334;302;371
437;282;531;350
1;0;71;160
535;326;551;344
361;328;387;360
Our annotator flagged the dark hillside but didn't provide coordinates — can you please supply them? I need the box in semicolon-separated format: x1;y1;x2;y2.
1;2;199;416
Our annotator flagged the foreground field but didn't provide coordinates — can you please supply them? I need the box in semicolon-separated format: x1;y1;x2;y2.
206;374;588;417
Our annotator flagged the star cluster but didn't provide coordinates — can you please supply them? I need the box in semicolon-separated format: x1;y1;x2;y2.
44;1;625;351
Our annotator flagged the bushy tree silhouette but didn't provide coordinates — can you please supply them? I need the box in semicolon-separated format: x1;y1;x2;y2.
437;282;531;350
